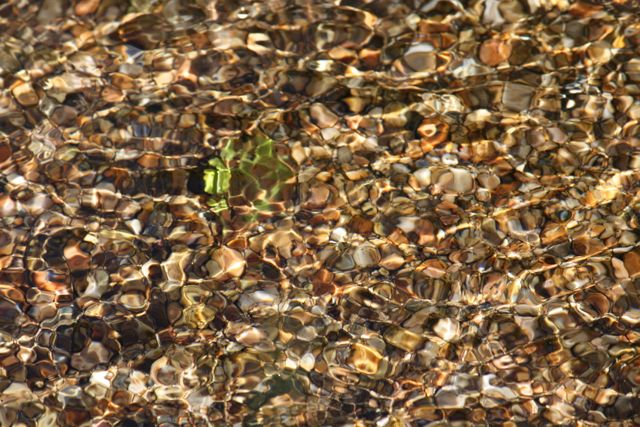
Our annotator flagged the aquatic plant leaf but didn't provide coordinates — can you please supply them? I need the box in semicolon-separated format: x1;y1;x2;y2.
203;169;217;194
204;158;231;195
206;198;229;212
201;134;295;214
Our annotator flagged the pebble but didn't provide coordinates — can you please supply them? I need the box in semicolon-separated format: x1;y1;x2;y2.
433;318;460;342
75;0;100;16
353;244;381;268
310;103;339;128
479;38;511;66
413;168;431;187
12;83;39;107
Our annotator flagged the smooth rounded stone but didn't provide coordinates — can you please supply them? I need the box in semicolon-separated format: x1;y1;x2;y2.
403;43;436;72
353;244;380;268
63;243;90;271
297;326;318;342
213;98;248;116
236;326;266;346
75;0;100;15
208;246;245;279
183;304;216;329
348;215;373;236
433;318;460;342
384;327;424;352
379;253;405;270
471;140;497;162
396;216;418;234
154;385;186;402
12;83;39;107
502;82;535;112
181;285;210;306
235;326;275;352
413;168;431;187
587;41;612;64
421;259;447;278
344;96;369;113
306;185;330;208
150;356;179;386
619;231;638;246
299;353;316;371
32;270;69;293
389;197;415;215
51;106;78;126
178;114;196;128
348;343;383;376
542;403;575;425
476;188;492;202
17;347;36;364
335;252;356;271
237;290;279;312
382;102;408;128
417;117;449;149
481;374;518;400
581;293;609;318
623;249;640;277
621;309;640;326
392;163;411;176
434;167;475;194
0;194;17;218
118;292;147;311
330;227;347;242
321;127;340;140
247;33;274;55
82;269;109;299
611;257;629;279
477;172;500;189
465;108;493;127
310;103;339;128
435;386;466;408
479;38;511;66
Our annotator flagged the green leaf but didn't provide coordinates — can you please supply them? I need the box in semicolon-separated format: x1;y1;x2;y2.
201;134;295;216
207;198;228;212
204;157;231;195
203;169;217;194
255;137;274;158
217;168;231;193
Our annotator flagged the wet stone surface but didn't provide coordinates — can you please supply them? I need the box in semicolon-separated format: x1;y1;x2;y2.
0;0;640;426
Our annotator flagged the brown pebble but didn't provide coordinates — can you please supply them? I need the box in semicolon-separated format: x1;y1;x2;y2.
111;73;135;90
479;38;511;66
624;249;640;277
379;253;405;270
12;83;39;107
349;343;383;375
0;142;11;163
75;0;100;15
349;215;374;235
420;259;447;278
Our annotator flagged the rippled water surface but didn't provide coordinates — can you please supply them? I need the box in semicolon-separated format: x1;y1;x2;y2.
1;0;640;425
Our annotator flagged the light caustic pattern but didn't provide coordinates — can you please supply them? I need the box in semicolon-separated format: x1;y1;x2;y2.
0;0;640;426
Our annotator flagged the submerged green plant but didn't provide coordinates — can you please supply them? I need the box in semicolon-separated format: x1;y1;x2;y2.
202;135;295;215
202;158;231;212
